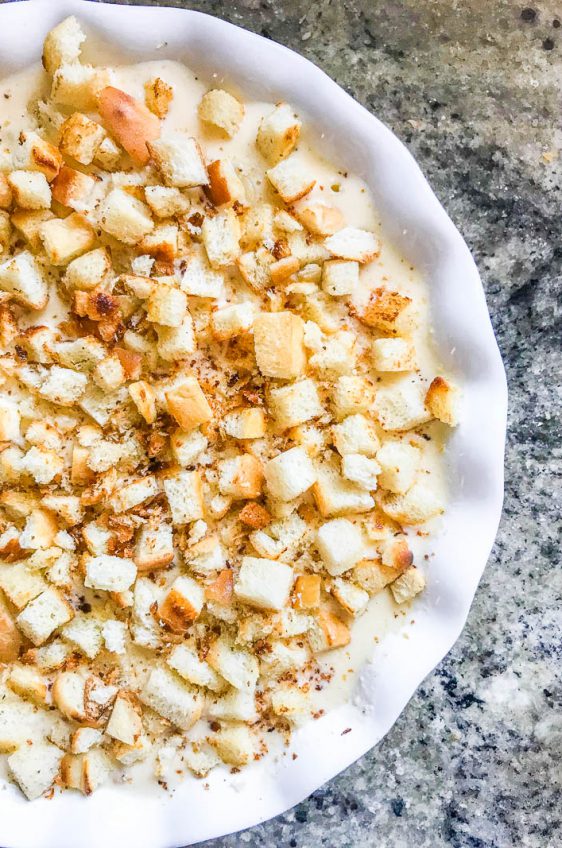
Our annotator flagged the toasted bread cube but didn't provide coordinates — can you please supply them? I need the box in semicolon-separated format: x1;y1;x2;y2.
140;666;204;730
202;208;240;268
11;209;55;251
316;518;366;576
218;454;263;500
331;375;373;419
381;479;443;525
425;376;459;426
0;562;46;610
52;335;105;370
199;88;244;137
166;376;212;430
235;556;293;610
62;615;102;659
313;458;374;517
0;490;37;519
20;444;64;484
63;247;112;291
92;353;126;392
186;535;226;576
207;159;247;206
270;684;309;722
308;329;356;376
224;407;266;440
0;173;12;209
0;250;47;309
372;337;417;372
19;508;58;550
322;259;359;297
330;577;369;616
211;302;255;340
109;475;159;513
157;314;197;361
295;203;344;236
145;185;189;218
51;63;110;111
267;154;315;203
236;248;273;291
256;103;301;163
17;325;58;364
390;565;426;604
144;76;173;118
269;378;323;430
342;454;380;491
270;255;300;284
254;311;306;379
311;606;350;652
70;727;103;755
8;742;62;800
180;248;224;298
52;671;88;721
353;559;400;595
238;502;271;530
24;638;69;672
209;723;254;767
373;377;433;431
40;365;88;404
0;398;20;442
358;287;413;334
85;555;137;592
163;469;205;525
39;212;95;265
82;520;111;555
325;227;379;263
376;440;420;493
16;587;73;645
128;380;157;424
106;691;143;745
140;222;179;262
94;136;122;171
12;131;62;181
264;446;316;501
42;15;85;74
207;686;257;723
60;112;105;165
41;494;83;526
98;86;161;166
293;574;321;610
146;283;187;327
170;428;208;467
0;209;11;252
101;619;127;655
158;575;204;632
332;414;380;457
100;188;154;245
207;638;259;691
0;445;25;483
168;643;226;693
8;170;51;210
241;202;275;247
51;165;96;212
148;133;208;188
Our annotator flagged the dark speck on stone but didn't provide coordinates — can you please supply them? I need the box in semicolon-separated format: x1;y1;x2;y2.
391;799;405;817
542;37;555;50
521;8;537;22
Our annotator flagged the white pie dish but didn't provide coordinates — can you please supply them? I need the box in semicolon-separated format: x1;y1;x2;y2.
0;1;507;846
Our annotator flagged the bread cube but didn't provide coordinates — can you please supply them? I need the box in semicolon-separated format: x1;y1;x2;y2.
331;375;374;419
19;509;58;550
144;76;174;118
133;520;173;572
209;723;254;767
332;414;380;457
60;112;106;165
126;380;155;424
390;566;426;604
308;329;356;376
267;154;315;203
52;336;105;371
163;469;205;524
268;378;323;430
51;63;110;111
105;691;143;746
145;283;186;329
218;454;263;500
372;337;417;372
270;684;310;722
202;208;240;268
292;574;321;610
322;259;359;297
316;518;366;576
6;665;47;705
140;223;179;262
140;666;204;730
207;637;259;691
207;159;247;206
0;490;37;519
157;314;197;361
39;365;87;405
100;188;154;245
148;133;208;188
325;227;379;263
237;248;273;291
241;202;275;247
85;555;137;592
109;475;159;513
20;444;64;484
256;103;301;163
254;311;306;379
313;457;374;517
0;562;46;610
224;407;266;440
98;86;161;166
207;687;257;723
373;377;433;431
166;376;212;430
380;479;443;525
145;185;190;218
264;446;316;501
180;249;224;298
0;398;20;442
186;534;226;575
269;254;300;284
341;454;380;490
238;502;271;529
199;89;244;137
8;170;51;210
16;587;73;645
62;615;102;659
168;643;226;693
0;174;14;210
295;203;344;237
310;606;350;652
353;558;400;595
376;440;420;493
11;209;53;252
425;376;459;426
211;302;255;340
40;212;96;266
94;136;122;171
0;250;47;309
42;15;85;74
63;247;111;291
12;131;62;181
92;353;126;393
170;428;207;467
158;575;205;632
358;286;412;334
234;556;293;610
8;742;62;800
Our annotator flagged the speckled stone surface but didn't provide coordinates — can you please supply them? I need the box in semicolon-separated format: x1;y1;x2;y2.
96;1;560;845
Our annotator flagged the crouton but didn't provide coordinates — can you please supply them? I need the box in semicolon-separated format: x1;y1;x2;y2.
331;375;374;419
316;518;366;576
238;502;271;530
237;248;273;291
11;209;56;252
207;637;259;691
140;666;204;730
42;15;85;74
308;330;356;376
92;353;126;392
268;378;323;430
210;302;255;340
254;311;306;379
148;133;208;188
62;615;102;659
84;554;137;592
186;535;226;576
267;154;315;203
101;619;127;655
51;670;87;721
0;173;12;209
8;170;51;209
202;208;240;268
313;457;374;517
12;131;62;181
341;454;380;490
40;365;88;405
199;89;244;137
180;248;224;298
128;380;157;424
0;562;46;612
0;445;25;483
70;727;103;755
166;376;212;430
0;250;48;309
0;398;20;442
140;222;179;262
256;103;301;163
106;691;143;745
264;446;316;501
425;376;459;426
157;314;197;361
329;576;368;617
168;643;226;693
144;185;190;218
234;556;293;610
63;247;111;290
98;86;161;165
332;414;380;457
16;587;73;645
353;558;400;595
270;684;310;722
325;226;379;263
270;254;300;284
146;282;187;327
59;112;106;165
209;723;254;767
145;76;174;118
218;454;263;500
158;575;204;632
380;478;443;525
19;508;58;550
39;212;96;265
322;259;359;297
0;599;21;663
207;159;247;206
52;336;105;371
170;428;207;467
241;202;275;247
372;337;417;372
94;136;122;171
390;565;426;604
100;188;154;245
20;444;64;484
41;494;82;526
0;490;37;519
311;606;350;651
376;440;420;493
207;687;257;723
224;407;266;440
8;742;62;800
51;165;97;211
293;574;321;610
357;287;412;334
163;469;205;525
51;63;111;111
372;377;433;431
295;203;344;236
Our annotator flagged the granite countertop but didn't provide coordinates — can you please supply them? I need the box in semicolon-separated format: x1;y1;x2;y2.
103;1;560;845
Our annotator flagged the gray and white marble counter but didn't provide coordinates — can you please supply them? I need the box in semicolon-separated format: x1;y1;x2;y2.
99;1;562;844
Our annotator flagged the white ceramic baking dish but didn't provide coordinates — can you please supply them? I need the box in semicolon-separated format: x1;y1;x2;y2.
0;1;507;846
